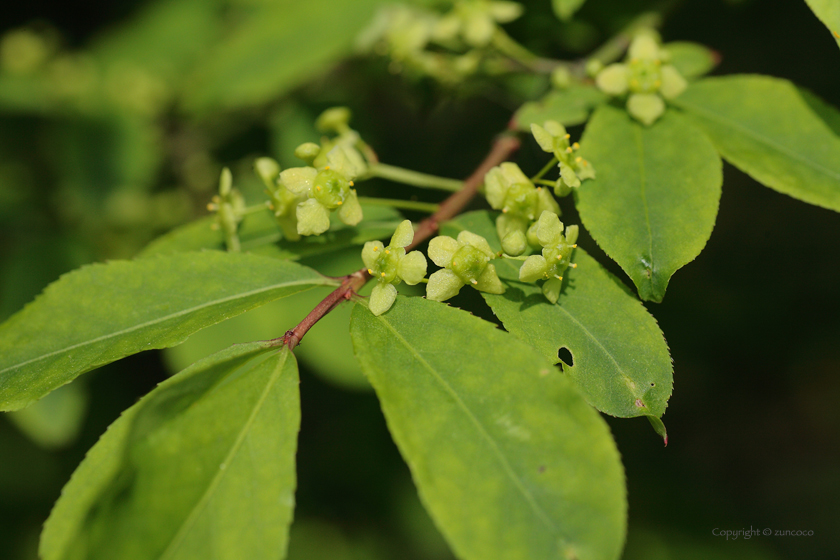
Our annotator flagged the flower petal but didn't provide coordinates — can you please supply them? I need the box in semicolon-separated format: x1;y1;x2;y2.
474;263;505;294
337;190;363;225
596;63;629;96
534;210;564;247
362;241;385;270
659;65;687;100
369;282;398;316
398;251;427;285
426;269;464;302
519;254;548;283
296;198;331;236
542;276;563;303
457;230;494;258
627;93;665;126
428;236;459;267
390;219;415;248
280;167;318;195
530;123;555;153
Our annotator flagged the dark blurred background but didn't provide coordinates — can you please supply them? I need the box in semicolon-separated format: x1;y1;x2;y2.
1;0;838;559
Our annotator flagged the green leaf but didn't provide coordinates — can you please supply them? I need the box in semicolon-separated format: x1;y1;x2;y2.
797;87;840;138
6;383;88;449
165;248;372;391
182;0;384;113
513;85;607;130
662;41;718;80
672;75;840;213
0;252;334;411
139;204;403;260
576;104;722;302
443;210;673;419
40;342;300;560
552;0;587;21
89;0;221;84
350;297;626;560
804;0;840;48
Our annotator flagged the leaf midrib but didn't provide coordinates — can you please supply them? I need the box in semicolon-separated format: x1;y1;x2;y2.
496;260;640;397
676;98;840;181
0;278;330;377
158;350;288;559
377;314;560;536
633;123;656;278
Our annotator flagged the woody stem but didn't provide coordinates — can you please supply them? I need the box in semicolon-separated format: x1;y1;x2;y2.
277;132;521;351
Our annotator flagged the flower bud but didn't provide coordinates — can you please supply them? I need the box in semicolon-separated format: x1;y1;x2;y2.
294;142;321;164
255;157;281;188
316;107;352;133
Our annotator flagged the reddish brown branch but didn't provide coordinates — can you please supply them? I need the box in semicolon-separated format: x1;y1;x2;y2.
280;132;521;351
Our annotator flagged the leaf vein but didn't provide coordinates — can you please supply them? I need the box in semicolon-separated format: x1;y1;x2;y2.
0;278;330;377
377;314;560;536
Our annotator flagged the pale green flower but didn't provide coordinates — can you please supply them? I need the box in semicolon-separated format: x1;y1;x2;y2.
280;143;364;237
484;162;559;255
256;157;307;242
518;211;579;303
594;32;688;126
531;120;596;197
437;0;523;47
426;231;504;301
362;220;427;316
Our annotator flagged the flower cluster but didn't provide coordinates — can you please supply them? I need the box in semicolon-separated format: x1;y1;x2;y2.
427;231;504;302
518;211;579;303
362;220;427;316
531;120;595;197
357;1;523;83
595;32;688;126
435;0;523;48
484;162;559;255
258;108;368;240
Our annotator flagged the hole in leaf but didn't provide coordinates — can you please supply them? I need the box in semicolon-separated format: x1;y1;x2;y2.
557;347;574;369
650;382;656;387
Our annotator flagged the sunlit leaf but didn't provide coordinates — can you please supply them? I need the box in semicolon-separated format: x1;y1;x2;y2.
673;75;840;212
577;104;722;302
804;0;840;49
444;210;673;420
165;248;372;391
41;342;300;560
514;85;607;130
798;88;840;138
663;41;718;79
351;297;626;560
182;0;385;112
0;252;334;411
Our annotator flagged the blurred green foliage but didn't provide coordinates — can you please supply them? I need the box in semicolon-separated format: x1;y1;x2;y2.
1;0;838;558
